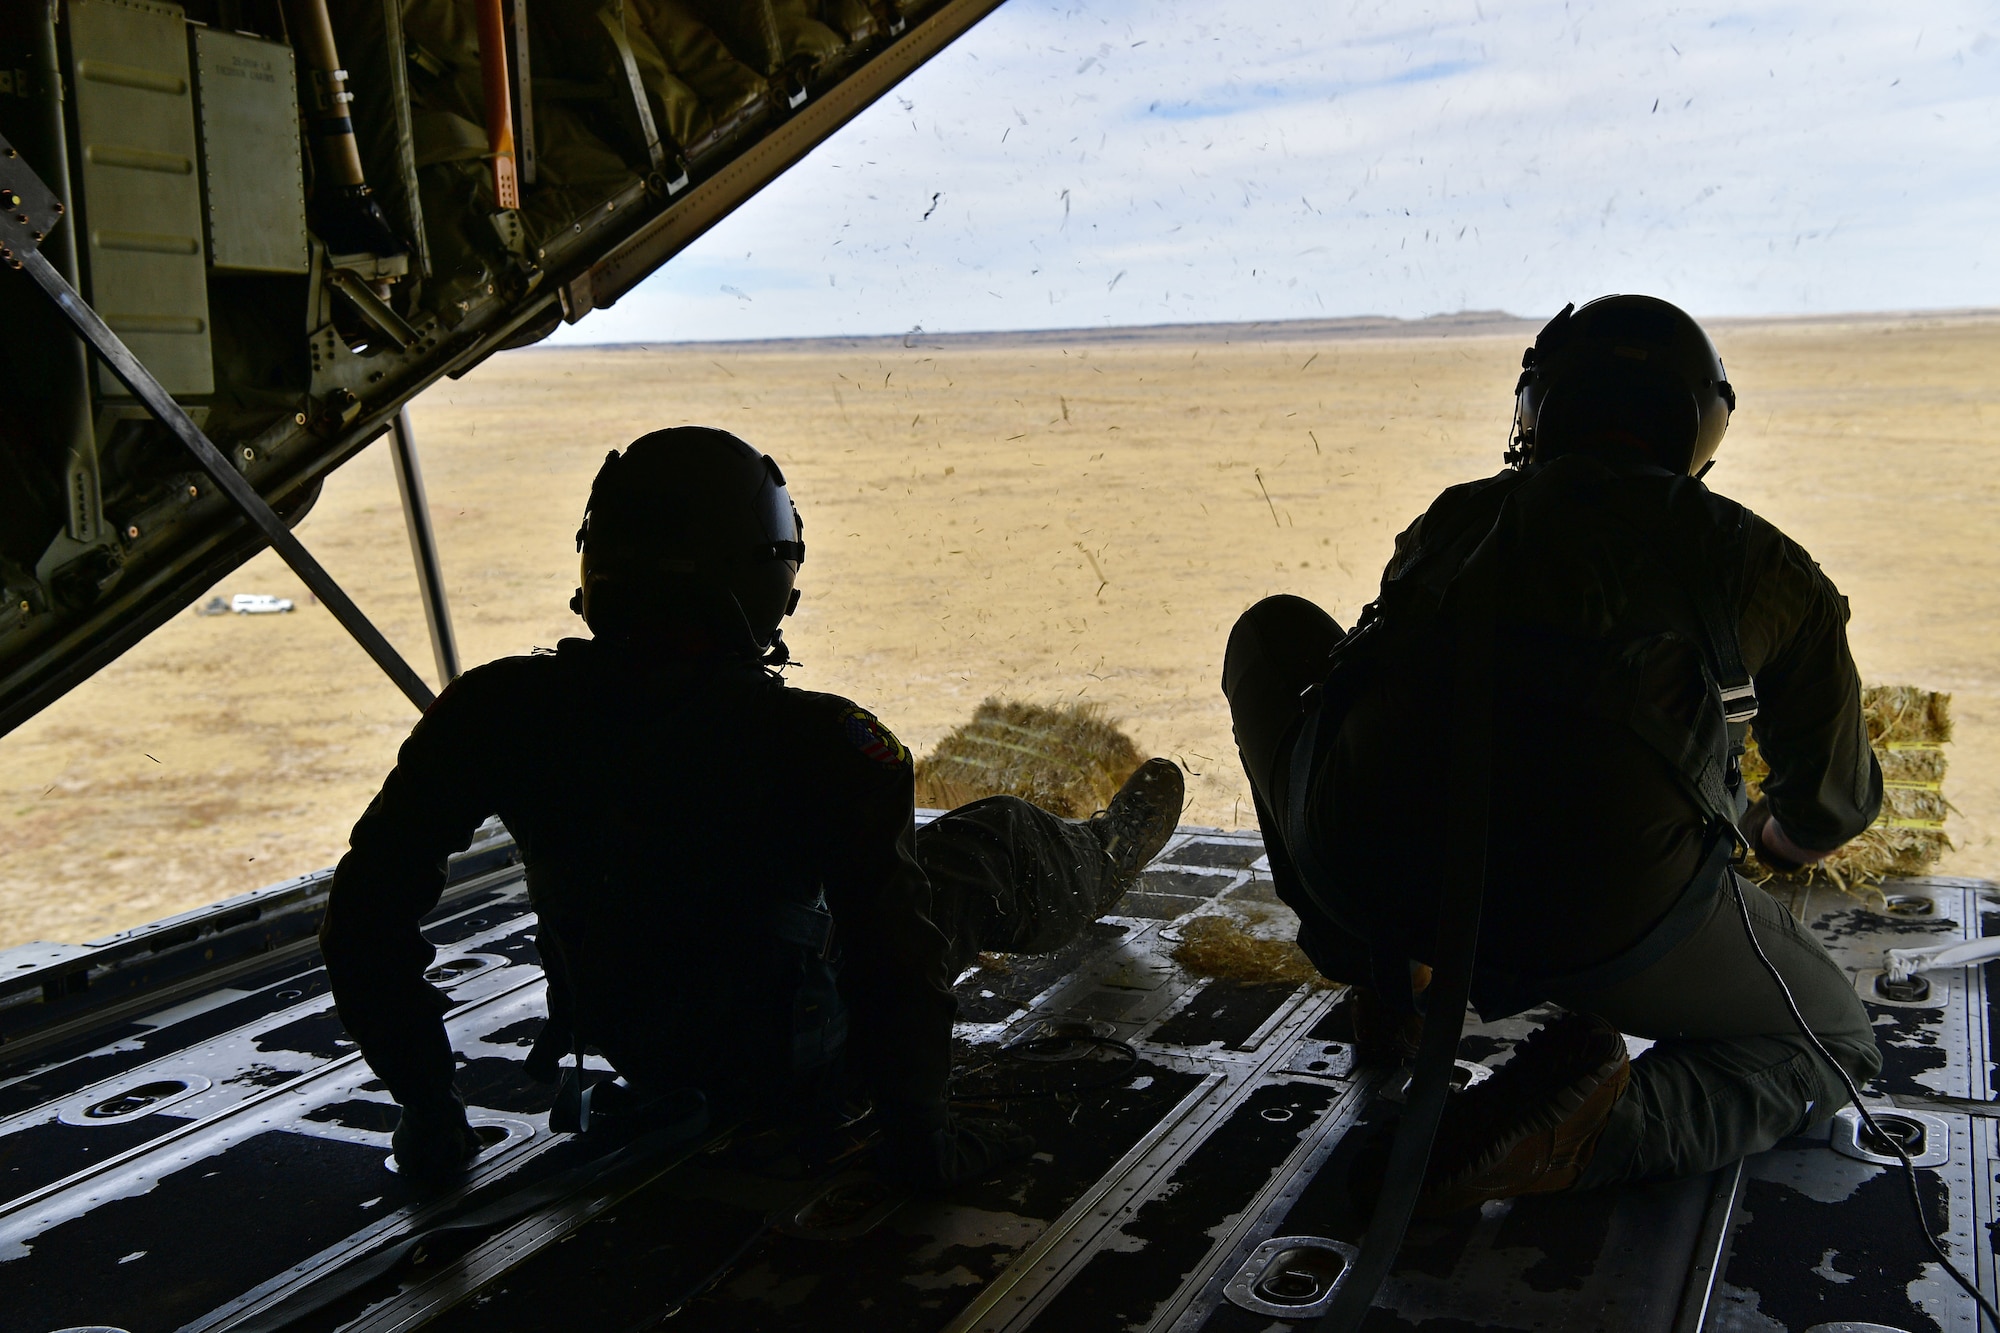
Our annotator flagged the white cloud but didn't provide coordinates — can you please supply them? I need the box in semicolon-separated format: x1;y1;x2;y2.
550;0;2000;344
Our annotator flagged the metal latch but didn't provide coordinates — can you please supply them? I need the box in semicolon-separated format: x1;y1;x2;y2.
1720;679;1759;723
1829;1105;1948;1168
1224;1235;1360;1319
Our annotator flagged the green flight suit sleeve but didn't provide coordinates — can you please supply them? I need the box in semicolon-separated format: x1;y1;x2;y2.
320;668;508;1114
1739;525;1883;853
816;709;957;1128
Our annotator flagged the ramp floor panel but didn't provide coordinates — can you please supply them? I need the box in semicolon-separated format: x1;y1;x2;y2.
0;831;1992;1331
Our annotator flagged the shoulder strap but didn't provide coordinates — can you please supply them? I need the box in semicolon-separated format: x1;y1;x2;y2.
1665;483;1758;728
1317;600;1498;1330
1607;481;1757;845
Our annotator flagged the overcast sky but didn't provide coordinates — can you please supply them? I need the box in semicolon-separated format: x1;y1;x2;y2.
548;0;1999;344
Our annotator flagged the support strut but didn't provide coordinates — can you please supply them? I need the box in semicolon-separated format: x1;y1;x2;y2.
388;409;461;688
1;125;435;713
13;246;437;713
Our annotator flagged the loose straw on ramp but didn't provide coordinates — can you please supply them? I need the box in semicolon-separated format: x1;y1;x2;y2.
1169;915;1335;989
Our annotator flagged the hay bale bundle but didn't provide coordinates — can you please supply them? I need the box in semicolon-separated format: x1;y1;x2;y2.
913;698;1142;819
1743;684;1955;896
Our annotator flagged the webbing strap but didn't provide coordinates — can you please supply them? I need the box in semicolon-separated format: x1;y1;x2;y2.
1285;679;1401;983
596;3;667;173
1664;485;1758;725
1634;482;1759;846
1314;603;1496;1332
1545;834;1732;994
771;900;837;959
1284;692;1337;912
227;1108;715;1333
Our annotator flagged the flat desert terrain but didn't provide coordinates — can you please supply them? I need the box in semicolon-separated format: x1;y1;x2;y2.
3;313;1997;949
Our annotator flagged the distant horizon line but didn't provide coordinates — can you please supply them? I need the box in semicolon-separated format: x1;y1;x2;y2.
542;305;2000;356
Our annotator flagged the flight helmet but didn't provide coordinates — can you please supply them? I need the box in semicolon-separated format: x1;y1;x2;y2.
1506;295;1736;476
571;427;805;655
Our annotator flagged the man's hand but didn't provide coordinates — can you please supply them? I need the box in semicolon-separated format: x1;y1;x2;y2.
392;1097;482;1183
877;1110;1034;1191
1743;798;1828;874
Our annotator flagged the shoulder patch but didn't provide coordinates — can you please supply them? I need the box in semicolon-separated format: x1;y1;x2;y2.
842;707;909;766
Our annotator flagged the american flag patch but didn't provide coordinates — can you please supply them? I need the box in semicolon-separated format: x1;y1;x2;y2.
843;708;908;766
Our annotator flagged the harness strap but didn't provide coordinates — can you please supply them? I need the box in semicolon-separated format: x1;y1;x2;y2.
1288;670;1420;1012
770;899;837;959
1281;481;1516;1005
1284;691;1339;917
1316;601;1497;1332
1648;485;1759;844
1662;486;1758;725
1547;834;1733;993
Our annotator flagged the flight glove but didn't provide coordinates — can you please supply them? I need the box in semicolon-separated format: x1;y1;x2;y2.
392;1094;483;1183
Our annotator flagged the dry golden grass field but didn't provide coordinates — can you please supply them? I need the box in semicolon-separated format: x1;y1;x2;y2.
3;313;1996;949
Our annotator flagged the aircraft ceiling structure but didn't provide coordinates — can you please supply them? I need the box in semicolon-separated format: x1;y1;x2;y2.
0;0;1006;737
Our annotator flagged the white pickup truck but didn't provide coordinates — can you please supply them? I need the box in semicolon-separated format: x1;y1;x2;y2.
229;594;294;615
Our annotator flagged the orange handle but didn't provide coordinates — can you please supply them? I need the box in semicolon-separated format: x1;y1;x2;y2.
475;0;519;209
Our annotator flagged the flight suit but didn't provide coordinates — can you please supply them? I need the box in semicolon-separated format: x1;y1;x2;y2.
1223;455;1885;1185
320;637;1121;1133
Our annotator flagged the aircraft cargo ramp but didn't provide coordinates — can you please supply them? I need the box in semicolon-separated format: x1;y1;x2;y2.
2;821;1994;1332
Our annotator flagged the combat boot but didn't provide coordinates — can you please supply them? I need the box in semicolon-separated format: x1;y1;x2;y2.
1086;758;1187;906
1417;1011;1630;1216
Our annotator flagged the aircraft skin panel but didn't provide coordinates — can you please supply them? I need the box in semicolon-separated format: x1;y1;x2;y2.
0;0;1008;738
193;27;312;277
68;0;217;397
0;823;1993;1330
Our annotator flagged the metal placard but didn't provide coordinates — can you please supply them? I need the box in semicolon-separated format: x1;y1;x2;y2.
191;27;307;274
0;136;67;259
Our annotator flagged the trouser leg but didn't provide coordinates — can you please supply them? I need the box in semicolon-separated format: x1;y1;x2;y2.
1221;596;1375;983
1222;594;1344;819
916;795;1118;977
1557;874;1882;1187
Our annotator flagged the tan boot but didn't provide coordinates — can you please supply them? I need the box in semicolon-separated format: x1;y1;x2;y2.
1086;758;1186;903
1417;1011;1630;1217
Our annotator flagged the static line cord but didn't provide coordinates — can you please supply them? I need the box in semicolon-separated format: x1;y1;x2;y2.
1729;876;2000;1329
